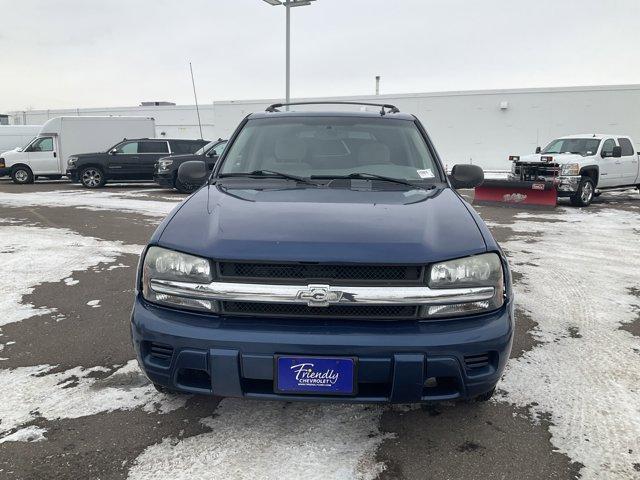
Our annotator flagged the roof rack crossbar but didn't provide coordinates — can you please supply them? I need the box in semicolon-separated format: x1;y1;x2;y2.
265;101;400;115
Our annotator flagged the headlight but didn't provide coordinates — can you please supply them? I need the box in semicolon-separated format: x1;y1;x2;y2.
157;159;173;172
67;156;78;168
425;253;504;318
561;163;580;176
141;246;216;312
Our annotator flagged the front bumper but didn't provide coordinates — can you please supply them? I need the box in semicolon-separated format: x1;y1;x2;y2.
131;295;514;403
153;172;174;188
507;173;581;193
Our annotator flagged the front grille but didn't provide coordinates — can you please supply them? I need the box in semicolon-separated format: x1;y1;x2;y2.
222;301;418;319
514;162;560;179
218;262;423;284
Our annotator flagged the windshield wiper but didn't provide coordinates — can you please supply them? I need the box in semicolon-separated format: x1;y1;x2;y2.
217;170;318;186
311;172;431;189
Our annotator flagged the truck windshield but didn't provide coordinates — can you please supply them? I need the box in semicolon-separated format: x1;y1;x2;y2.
542;138;601;156
218;117;441;182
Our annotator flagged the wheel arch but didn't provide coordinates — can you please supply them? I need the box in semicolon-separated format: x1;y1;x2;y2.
11;163;34;173
580;165;599;186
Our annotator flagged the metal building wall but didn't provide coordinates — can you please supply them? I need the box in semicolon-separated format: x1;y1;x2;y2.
10;84;640;170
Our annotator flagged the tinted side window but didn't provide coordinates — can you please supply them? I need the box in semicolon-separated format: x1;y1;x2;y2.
172;140;207;154
601;139;615;155
618;138;634;156
139;141;169;153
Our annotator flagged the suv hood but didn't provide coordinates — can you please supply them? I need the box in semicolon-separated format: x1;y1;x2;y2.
519;153;587;164
157;185;487;264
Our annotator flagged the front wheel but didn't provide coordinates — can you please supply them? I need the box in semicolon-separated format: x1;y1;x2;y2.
570;177;595;207
11;166;34;184
80;166;106;188
174;176;199;194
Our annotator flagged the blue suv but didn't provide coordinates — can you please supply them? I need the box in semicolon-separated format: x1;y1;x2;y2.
131;102;514;404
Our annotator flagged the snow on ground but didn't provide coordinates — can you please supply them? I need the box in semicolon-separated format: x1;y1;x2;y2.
0;190;180;217
0;223;142;327
0;360;186;436
499;208;640;479
128;399;389;480
0;426;47;444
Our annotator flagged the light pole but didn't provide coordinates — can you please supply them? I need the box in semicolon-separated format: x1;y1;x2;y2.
262;0;317;109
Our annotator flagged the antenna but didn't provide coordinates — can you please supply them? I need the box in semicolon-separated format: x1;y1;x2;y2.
189;62;204;139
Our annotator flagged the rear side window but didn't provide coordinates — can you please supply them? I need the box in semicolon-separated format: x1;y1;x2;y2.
618;138;634;156
139;141;169;154
170;140;206;154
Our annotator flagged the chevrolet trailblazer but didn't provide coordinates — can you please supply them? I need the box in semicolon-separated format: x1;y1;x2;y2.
131;102;514;404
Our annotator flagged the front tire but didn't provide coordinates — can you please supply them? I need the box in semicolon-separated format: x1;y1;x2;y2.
153;383;180;395
570;177;595;207
79;166;106;188
11;166;34;184
474;387;496;402
174;176;199;194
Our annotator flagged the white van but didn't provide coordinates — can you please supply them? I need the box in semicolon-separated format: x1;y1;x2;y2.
0;116;156;184
0;126;41;176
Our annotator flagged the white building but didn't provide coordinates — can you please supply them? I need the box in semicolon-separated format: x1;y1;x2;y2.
9;84;640;170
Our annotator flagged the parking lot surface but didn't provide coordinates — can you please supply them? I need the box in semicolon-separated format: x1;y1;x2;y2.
0;179;638;480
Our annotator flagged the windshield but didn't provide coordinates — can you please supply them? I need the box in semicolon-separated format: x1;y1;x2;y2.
218;117;441;182
196;141;219;155
542;138;600;156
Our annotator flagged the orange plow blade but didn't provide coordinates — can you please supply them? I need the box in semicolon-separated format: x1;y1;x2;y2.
473;179;557;208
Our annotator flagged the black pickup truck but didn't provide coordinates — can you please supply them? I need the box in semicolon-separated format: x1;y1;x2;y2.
154;139;227;193
66;138;208;188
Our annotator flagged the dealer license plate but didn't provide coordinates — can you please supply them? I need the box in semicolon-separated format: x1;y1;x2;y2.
275;356;356;395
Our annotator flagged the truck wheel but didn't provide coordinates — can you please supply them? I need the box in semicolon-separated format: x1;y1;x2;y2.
80;167;106;188
570;177;595;207
11;166;34;184
174;177;199;194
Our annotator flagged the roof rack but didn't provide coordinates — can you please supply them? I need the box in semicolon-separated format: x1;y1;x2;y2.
265;101;400;116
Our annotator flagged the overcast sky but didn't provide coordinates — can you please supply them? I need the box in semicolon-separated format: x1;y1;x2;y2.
1;0;639;111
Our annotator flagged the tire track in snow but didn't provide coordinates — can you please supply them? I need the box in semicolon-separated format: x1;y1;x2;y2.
127;399;390;480
499;208;640;479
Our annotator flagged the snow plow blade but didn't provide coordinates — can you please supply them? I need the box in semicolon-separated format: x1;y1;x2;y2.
473;179;557;208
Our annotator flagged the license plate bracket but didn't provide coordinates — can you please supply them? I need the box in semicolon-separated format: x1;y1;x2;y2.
274;355;357;396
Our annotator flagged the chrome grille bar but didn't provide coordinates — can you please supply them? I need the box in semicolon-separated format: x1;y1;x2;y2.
149;279;495;306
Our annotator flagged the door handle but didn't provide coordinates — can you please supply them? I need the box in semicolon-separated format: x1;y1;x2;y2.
53;152;57;158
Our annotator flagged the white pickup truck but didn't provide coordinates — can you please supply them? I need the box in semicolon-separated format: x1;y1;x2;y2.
507;134;640;206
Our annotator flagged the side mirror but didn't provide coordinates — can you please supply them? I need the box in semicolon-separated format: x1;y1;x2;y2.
535;146;541;154
449;164;484;189
109;149;117;155
612;146;622;158
177;160;208;188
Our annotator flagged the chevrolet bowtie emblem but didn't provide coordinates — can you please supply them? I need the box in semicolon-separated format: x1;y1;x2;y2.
296;285;344;307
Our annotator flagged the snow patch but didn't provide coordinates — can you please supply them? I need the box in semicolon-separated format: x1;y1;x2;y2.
0;224;142;327
0;190;180;218
0;426;47;444
499;208;640;479
128;399;390;480
0;360;186;435
63;277;79;286
86;300;101;308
